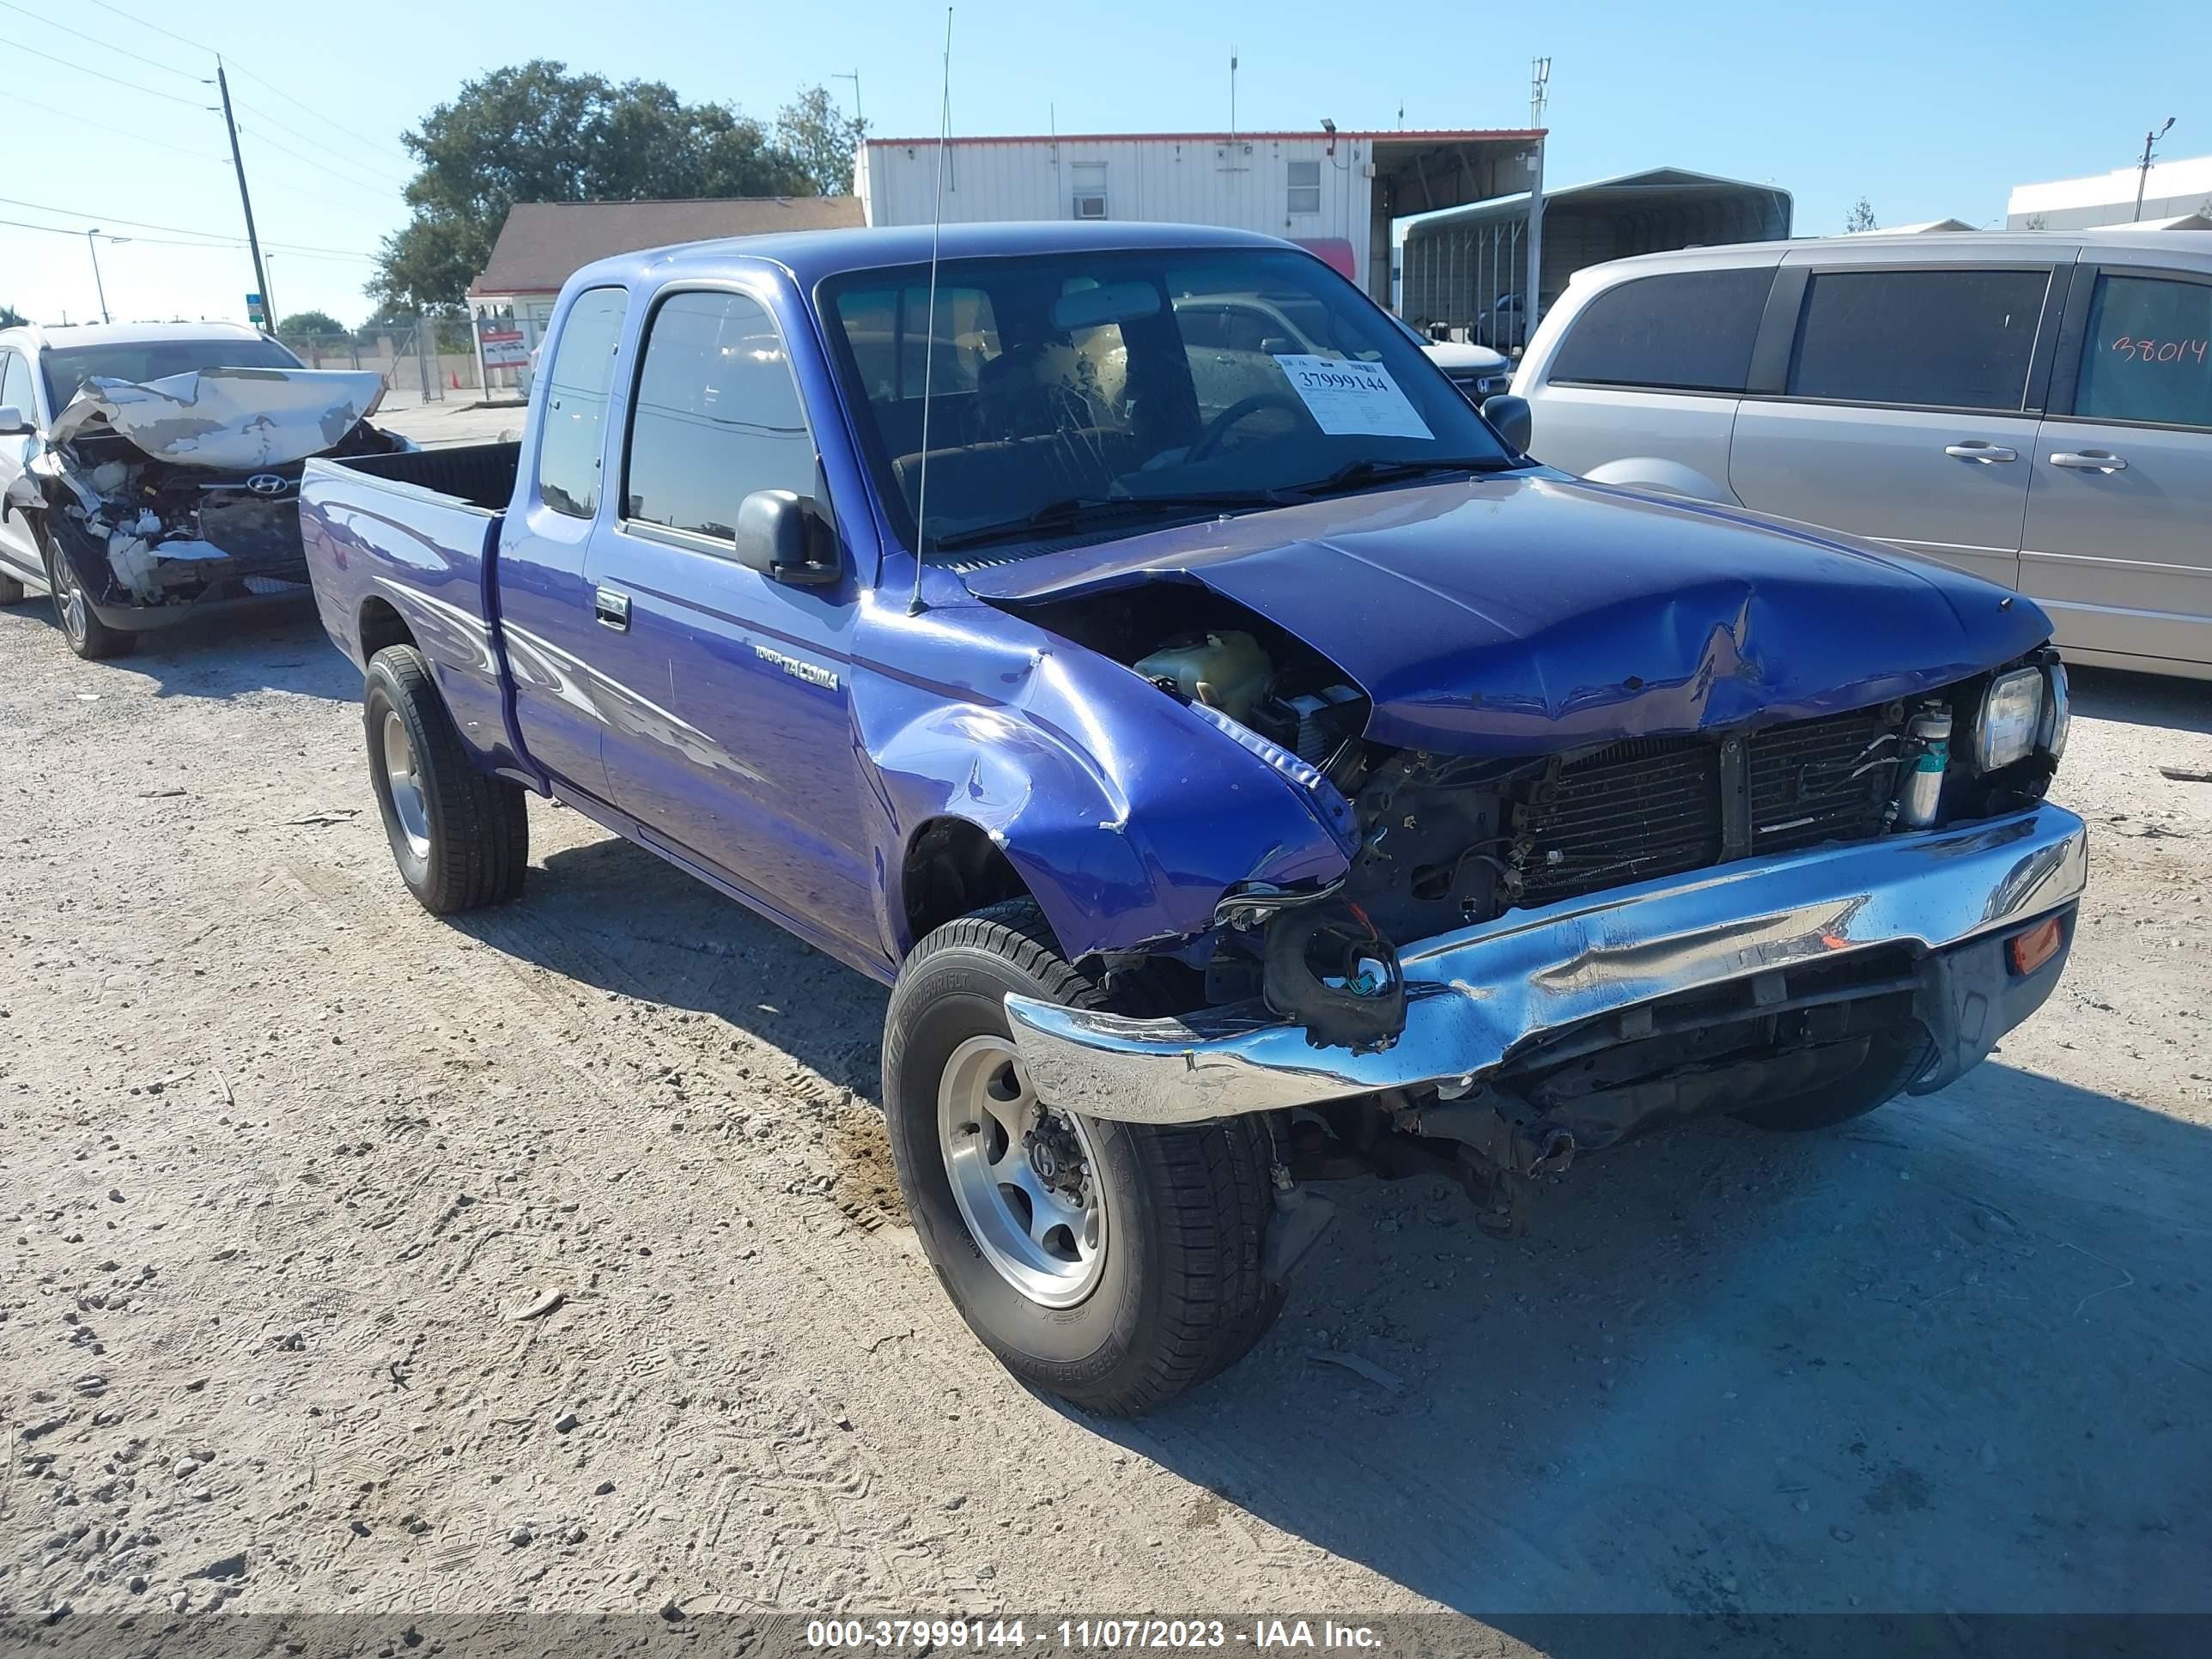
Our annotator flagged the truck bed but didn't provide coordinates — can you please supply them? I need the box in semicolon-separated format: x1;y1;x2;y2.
298;440;526;778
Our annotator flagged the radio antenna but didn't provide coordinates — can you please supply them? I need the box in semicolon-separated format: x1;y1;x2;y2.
908;6;955;616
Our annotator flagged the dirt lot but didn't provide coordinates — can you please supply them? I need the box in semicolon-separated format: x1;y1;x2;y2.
3;593;2209;1638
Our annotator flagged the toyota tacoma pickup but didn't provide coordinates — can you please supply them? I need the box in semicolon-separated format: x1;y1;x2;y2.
298;222;2088;1414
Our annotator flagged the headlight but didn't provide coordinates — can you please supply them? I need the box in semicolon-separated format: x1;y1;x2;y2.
1973;667;2045;772
2039;661;2069;762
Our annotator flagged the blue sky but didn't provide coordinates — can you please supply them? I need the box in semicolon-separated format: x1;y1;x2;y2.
2;0;2203;330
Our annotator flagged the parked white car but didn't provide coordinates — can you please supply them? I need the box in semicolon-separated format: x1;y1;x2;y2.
1511;229;2212;679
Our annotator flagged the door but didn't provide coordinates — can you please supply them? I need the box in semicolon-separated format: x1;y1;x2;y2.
586;283;878;954
1729;264;2061;589
496;284;629;799
2023;264;2212;672
0;349;42;583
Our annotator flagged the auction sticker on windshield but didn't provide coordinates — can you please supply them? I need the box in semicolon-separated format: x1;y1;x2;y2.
1273;354;1434;441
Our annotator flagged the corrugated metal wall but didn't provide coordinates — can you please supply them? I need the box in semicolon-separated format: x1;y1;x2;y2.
858;137;1376;290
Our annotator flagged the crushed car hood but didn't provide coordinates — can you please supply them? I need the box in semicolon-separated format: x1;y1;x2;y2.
47;367;388;470
961;473;2055;756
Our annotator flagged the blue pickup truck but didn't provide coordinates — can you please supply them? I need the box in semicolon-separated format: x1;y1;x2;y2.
301;222;2087;1413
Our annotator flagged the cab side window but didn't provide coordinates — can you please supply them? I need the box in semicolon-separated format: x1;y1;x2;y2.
623;289;815;543
1788;268;2049;412
535;286;629;519
2074;274;2212;431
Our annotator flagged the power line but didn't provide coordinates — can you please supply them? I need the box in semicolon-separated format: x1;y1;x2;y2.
0;193;374;257
82;0;416;170
0;212;373;261
232;104;409;186
0;0;202;82
235;124;404;202
0;89;231;167
3;34;212;108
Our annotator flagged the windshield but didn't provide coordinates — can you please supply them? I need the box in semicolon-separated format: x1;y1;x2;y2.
819;247;1515;558
40;337;303;411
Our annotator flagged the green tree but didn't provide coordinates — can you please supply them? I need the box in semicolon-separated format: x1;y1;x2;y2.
1844;197;1878;234
369;60;816;313
0;303;25;328
278;308;346;337
778;84;866;195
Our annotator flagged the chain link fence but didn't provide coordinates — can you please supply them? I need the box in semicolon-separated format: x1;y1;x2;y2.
271;316;485;410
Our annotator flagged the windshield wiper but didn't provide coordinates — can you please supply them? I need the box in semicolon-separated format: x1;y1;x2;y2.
930;488;1286;552
1285;456;1515;499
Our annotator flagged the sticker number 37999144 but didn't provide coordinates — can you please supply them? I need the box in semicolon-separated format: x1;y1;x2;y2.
2109;336;2209;365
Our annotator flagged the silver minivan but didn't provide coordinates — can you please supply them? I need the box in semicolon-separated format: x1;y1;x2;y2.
1513;230;2212;679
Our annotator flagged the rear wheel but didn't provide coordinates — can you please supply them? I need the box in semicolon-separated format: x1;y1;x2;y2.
44;538;131;660
0;570;26;604
1732;1031;1931;1132
363;644;529;914
884;901;1281;1414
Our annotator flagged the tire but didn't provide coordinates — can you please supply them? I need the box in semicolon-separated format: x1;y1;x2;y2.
884;899;1281;1414
43;537;131;660
0;570;27;604
1732;1031;1932;1132
362;644;529;915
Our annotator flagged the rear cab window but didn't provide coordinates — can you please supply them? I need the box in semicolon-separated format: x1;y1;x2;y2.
622;289;817;544
2073;272;2212;430
1548;266;1774;392
1787;267;2051;412
535;286;629;519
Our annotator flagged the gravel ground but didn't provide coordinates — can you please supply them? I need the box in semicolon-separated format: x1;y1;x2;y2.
3;594;2209;1638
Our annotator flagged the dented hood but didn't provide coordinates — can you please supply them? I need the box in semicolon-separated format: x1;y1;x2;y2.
962;473;2054;757
47;367;387;470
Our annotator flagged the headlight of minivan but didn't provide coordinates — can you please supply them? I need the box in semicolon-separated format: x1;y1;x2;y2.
1974;667;2045;772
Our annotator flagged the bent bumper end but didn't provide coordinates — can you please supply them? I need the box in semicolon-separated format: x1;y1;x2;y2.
1006;804;2089;1125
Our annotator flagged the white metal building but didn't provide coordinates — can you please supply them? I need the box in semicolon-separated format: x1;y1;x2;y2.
854;128;1547;310
2007;153;2212;230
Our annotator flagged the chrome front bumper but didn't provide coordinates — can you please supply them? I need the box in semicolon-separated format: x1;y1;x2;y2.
1006;803;2088;1125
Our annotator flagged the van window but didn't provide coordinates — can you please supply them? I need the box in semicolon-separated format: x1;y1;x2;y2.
1789;268;2049;412
1548;267;1772;393
623;289;815;542
535;287;628;519
2074;273;2212;430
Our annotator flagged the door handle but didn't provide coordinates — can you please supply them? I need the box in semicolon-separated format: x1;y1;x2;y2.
1943;442;2019;464
2049;450;2129;472
593;588;631;629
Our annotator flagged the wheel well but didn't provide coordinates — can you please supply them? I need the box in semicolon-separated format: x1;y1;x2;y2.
358;597;416;661
901;817;1033;951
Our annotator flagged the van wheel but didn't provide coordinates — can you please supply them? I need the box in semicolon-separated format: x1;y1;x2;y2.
363;644;529;914
1732;1032;1931;1132
44;539;131;660
883;900;1281;1414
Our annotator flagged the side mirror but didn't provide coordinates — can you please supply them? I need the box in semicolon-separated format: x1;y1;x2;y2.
0;405;31;436
733;489;838;586
1481;393;1532;455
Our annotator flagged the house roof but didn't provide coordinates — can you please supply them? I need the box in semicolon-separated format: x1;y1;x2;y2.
1404;167;1795;234
468;197;866;296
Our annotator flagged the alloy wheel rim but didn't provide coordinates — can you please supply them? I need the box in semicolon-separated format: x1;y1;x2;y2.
936;1033;1107;1308
380;709;432;860
56;569;86;646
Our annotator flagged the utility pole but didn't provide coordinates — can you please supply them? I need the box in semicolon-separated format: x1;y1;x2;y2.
833;70;862;126
214;60;275;334
2135;116;2175;221
1229;46;1237;140
85;228;112;325
1524;57;1551;349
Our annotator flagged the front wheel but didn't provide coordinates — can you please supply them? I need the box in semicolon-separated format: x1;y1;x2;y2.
44;538;131;660
363;644;529;915
884;901;1281;1414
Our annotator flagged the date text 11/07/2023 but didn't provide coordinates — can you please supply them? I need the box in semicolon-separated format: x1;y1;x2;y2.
803;1619;1384;1650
